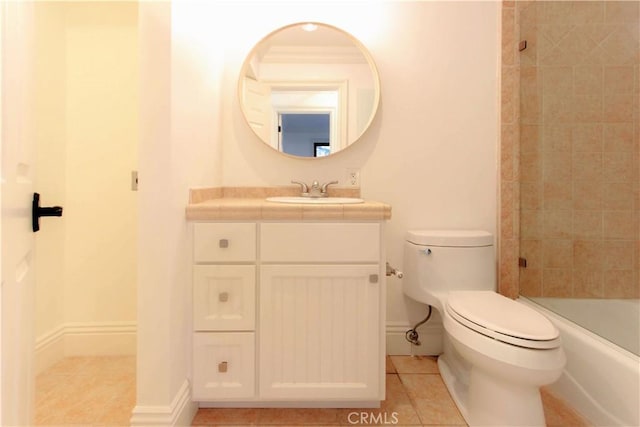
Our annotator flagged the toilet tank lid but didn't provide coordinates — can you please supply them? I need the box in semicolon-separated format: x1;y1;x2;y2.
406;230;493;247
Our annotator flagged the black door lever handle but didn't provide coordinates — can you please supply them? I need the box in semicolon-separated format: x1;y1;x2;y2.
32;192;63;232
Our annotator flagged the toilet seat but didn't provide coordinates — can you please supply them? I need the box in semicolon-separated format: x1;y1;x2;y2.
446;291;561;350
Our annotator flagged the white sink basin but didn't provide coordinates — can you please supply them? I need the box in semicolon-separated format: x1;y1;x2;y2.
266;196;364;204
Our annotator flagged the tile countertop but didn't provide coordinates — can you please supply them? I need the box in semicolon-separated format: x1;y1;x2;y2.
185;187;392;221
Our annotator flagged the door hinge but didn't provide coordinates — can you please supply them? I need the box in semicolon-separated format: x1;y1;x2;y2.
518;257;527;268
131;171;138;191
519;40;527;51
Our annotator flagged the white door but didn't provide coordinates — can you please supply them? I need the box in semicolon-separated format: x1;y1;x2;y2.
242;77;271;146
1;2;37;425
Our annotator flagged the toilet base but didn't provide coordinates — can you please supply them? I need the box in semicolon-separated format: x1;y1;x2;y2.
438;355;470;421
438;355;546;427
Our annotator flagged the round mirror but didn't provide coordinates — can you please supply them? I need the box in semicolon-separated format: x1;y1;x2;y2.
238;22;380;158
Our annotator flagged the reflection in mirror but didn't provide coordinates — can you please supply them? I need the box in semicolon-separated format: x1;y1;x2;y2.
239;22;380;158
280;113;329;157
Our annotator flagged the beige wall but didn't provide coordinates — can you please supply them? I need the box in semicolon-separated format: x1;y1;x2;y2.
34;3;138;366
500;1;639;299
64;4;138;323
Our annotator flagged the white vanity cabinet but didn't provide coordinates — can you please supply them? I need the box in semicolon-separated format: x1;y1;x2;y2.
191;221;385;406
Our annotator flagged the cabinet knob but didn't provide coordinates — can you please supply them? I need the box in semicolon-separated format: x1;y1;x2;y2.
219;239;229;248
218;361;228;373
218;292;229;302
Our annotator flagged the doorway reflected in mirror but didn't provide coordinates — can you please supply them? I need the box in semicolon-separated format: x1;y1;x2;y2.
279;113;330;157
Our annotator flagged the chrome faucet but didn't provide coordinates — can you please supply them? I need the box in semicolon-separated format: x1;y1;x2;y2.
291;180;338;198
321;180;338;195
291;180;308;195
309;181;322;197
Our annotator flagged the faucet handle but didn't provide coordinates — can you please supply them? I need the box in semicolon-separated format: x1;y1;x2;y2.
321;180;339;194
291;180;309;194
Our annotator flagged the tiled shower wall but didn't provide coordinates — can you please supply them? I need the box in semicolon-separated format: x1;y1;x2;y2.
500;1;640;299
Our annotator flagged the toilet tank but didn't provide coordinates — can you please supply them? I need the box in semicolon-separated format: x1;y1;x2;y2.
402;230;496;308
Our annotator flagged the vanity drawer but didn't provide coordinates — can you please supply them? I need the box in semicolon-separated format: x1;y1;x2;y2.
260;223;380;263
194;223;256;262
193;265;255;331
192;332;255;400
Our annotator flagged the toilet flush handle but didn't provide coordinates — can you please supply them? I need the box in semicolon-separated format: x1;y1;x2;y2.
423;248;432;255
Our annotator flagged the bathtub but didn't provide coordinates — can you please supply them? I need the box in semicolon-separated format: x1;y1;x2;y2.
520;297;640;427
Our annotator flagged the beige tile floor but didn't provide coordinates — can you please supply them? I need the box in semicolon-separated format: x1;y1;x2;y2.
35;355;588;426
35;355;136;426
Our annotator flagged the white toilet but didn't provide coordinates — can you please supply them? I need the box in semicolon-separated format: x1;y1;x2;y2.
403;230;566;427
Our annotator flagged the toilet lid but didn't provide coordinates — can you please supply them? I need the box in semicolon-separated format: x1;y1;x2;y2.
447;291;561;349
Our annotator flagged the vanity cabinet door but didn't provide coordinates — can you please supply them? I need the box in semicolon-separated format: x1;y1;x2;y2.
192;332;255;400
193;265;256;331
259;264;381;400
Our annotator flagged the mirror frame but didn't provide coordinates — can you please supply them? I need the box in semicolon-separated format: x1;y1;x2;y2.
238;22;381;159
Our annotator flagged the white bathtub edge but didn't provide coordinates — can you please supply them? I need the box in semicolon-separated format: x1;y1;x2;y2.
519;297;640;427
551;367;626;427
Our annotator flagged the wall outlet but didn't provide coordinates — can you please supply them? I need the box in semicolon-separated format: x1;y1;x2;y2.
346;168;360;187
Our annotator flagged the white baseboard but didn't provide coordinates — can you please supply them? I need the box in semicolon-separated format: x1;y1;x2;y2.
35;325;66;375
130;379;198;427
35;321;137;375
386;321;443;356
